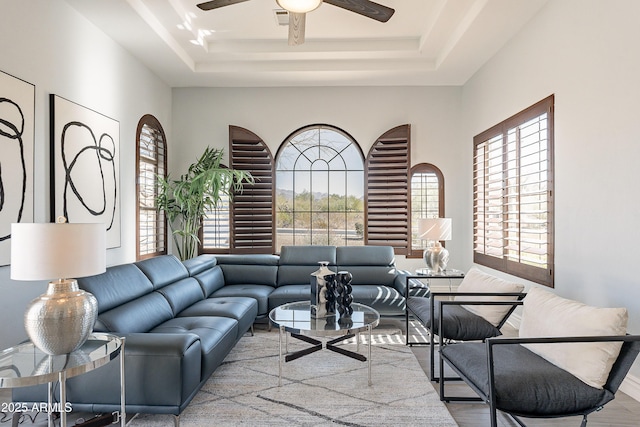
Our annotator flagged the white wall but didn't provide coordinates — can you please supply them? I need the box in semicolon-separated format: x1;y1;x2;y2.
171;86;466;270
462;0;640;381
0;0;172;349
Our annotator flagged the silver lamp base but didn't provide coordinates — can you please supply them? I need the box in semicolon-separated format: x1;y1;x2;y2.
24;279;98;355
423;242;450;273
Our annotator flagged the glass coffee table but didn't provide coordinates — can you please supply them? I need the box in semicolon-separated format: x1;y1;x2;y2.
269;301;380;386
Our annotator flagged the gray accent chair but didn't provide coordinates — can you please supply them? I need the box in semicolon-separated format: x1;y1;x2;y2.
406;291;524;381
441;333;640;427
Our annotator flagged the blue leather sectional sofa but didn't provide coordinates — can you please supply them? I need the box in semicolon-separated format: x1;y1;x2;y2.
14;245;411;425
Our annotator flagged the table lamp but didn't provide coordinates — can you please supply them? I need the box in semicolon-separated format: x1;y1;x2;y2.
418;218;452;273
10;219;106;355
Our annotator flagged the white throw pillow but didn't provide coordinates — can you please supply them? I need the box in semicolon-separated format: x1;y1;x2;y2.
453;267;524;326
519;287;628;389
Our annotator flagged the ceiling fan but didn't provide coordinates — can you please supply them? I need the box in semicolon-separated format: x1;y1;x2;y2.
196;0;395;46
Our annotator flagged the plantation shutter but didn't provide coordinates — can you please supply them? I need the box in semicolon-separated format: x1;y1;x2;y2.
473;95;554;287
365;124;410;254
229;126;275;254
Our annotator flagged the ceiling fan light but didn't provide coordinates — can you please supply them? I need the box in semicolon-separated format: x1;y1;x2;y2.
276;0;322;14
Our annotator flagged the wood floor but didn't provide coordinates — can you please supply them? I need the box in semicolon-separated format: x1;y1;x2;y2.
399;318;640;427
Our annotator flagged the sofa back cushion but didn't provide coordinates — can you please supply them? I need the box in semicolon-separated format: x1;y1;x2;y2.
277;245;337;287
135;255;189;290
183;255;217;276
216;254;279;286
193;265;226;297
336;246;396;286
78;264;154;313
454;267;524;326
96;292;174;333
520;287;628;389
157;277;206;316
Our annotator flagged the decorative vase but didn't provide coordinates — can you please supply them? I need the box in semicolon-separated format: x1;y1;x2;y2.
310;261;336;318
24;279;98;355
336;271;353;318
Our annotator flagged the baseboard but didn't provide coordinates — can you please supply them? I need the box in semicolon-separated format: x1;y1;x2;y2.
506;314;640;403
620;373;640;402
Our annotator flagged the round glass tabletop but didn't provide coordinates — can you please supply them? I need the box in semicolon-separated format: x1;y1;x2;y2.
269;301;380;337
0;332;123;388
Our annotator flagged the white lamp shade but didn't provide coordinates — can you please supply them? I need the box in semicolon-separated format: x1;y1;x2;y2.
418;218;452;241
11;223;106;281
276;0;322;13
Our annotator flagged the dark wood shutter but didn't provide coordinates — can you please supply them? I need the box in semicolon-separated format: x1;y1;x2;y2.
229;126;275;254
365;124;410;254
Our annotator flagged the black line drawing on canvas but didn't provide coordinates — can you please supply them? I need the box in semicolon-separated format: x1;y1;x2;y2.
0;97;27;242
61;121;117;231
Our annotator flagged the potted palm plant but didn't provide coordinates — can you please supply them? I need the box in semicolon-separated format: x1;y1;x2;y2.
156;147;253;261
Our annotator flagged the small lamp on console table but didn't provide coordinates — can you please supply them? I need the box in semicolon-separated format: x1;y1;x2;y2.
418;218;452;273
11;219;106;355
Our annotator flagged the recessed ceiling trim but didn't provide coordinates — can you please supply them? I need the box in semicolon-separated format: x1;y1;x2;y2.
126;0;196;71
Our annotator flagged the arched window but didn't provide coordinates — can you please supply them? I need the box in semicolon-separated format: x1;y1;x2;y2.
136;114;167;260
410;163;444;257
275;125;365;247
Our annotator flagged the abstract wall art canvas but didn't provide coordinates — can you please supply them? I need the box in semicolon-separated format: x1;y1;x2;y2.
0;70;35;266
50;94;121;248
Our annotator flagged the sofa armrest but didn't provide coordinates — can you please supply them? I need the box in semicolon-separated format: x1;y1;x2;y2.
43;333;201;410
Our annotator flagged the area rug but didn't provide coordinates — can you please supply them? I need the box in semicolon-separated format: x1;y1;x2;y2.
130;326;459;426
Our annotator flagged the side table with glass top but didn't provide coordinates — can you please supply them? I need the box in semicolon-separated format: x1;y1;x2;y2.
0;332;125;427
269;301;380;386
405;269;466;346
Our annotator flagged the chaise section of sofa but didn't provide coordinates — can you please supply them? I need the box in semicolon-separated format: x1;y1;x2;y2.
13;255;258;423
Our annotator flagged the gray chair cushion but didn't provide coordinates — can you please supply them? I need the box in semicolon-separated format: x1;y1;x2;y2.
442;342;613;416
406;296;501;341
135;255;189;290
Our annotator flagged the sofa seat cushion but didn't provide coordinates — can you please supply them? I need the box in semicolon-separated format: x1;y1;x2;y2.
406;296;501;341
152;317;238;381
178;297;258;339
350;285;404;316
442;342;613;417
268;285;311;311
211;284;274;317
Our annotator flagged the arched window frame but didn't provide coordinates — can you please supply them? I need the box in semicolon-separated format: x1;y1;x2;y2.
409;163;444;258
135;114;167;260
275;124;365;248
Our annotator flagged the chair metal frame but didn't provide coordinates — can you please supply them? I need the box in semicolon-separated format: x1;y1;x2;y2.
405;275;524;382
438;306;640;427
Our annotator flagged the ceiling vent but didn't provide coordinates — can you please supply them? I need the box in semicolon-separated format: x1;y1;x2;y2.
274;9;289;26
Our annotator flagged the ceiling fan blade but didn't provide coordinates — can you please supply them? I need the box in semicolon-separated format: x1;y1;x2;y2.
288;12;306;46
196;0;251;11
323;0;394;22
